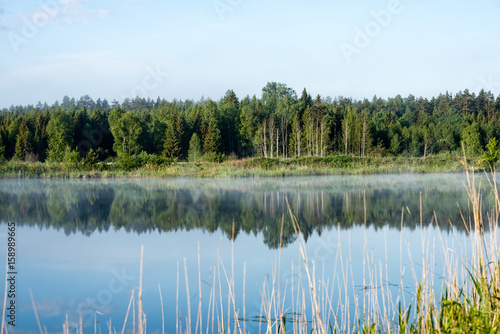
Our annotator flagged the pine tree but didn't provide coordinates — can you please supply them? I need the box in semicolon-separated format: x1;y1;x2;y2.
163;121;181;159
203;121;221;155
47;109;75;162
6;120;19;159
14;119;32;161
163;110;185;159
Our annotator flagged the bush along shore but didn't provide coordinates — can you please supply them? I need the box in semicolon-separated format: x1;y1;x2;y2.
0;153;483;179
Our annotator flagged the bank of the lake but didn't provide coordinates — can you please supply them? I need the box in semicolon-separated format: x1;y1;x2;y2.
0;153;480;178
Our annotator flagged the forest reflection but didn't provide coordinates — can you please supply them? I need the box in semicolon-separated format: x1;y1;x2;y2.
0;175;494;249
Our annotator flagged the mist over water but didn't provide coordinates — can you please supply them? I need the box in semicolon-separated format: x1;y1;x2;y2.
0;174;495;332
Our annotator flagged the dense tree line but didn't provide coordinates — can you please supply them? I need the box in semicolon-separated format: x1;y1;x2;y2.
1;84;500;165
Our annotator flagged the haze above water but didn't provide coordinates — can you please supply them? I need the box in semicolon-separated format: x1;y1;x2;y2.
0;174;495;333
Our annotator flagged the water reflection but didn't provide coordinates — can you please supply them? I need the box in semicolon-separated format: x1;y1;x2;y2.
0;174;494;249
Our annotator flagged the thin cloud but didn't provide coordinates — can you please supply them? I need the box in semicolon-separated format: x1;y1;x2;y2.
19;297;70;318
0;18;7;30
0;7;9;30
12;0;112;27
204;22;235;29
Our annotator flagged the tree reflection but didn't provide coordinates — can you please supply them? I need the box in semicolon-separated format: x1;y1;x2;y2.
0;176;495;249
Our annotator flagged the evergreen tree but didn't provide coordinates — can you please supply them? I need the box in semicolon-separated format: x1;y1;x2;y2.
33;111;49;162
14;119;32;161
47;109;74;162
390;133;401;155
203;121;221;155
219;90;240;155
163;122;181;159
6;120;19;159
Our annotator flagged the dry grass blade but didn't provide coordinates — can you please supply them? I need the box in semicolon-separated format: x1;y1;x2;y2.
243;262;246;334
30;289;44;334
121;290;135;334
176;260;179;334
195;242;202;334
211;237;243;334
159;284;165;334
285;196;326;334
1;254;8;334
138;245;144;334
182;251;192;333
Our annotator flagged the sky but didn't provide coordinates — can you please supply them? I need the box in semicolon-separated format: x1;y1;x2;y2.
0;0;499;108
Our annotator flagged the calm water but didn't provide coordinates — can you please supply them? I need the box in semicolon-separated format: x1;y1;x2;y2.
0;174;496;333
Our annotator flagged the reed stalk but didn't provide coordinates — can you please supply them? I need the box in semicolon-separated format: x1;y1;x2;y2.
138;245;144;334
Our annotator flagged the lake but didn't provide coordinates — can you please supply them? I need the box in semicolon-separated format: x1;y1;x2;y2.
0;173;495;333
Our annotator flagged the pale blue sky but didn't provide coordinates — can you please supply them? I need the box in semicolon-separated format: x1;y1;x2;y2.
1;0;499;107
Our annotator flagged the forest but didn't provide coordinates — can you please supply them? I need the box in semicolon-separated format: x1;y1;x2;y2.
1;82;499;169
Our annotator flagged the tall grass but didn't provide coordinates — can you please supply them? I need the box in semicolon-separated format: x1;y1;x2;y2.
0;154;467;179
19;162;500;333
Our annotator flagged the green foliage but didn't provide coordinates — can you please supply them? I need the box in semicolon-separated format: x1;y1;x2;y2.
410;127;422;157
0;86;498;169
390;133;401;155
83;148;99;169
188;133;202;163
117;153;139;170
108;108;144;156
138;151;167;165
203;121;221;155
33;119;47;162
462;122;481;157
6;120;19;159
162;110;185;159
118;152;168;170
0;135;5;162
14;119;32;161
203;152;225;163
481;137;500;170
47;109;74;162
219;89;240;155
62;146;80;170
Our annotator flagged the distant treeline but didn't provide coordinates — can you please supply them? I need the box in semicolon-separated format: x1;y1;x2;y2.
1;83;499;166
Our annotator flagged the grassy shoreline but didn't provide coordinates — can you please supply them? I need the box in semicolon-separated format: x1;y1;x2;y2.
0;154;478;179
